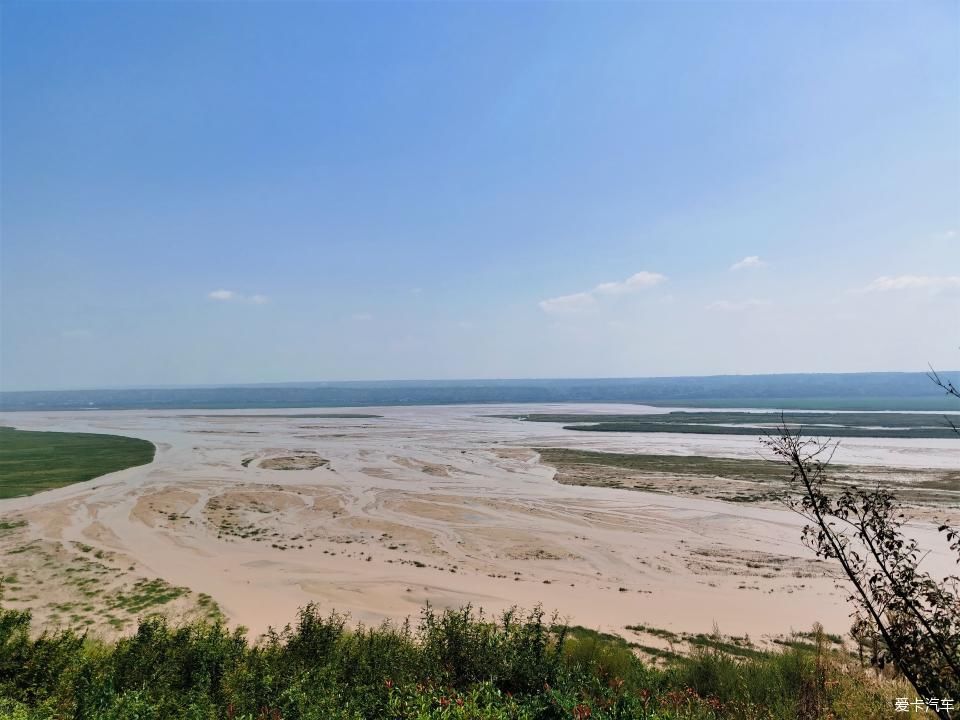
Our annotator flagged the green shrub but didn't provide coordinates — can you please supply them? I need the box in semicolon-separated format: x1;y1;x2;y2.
0;605;907;720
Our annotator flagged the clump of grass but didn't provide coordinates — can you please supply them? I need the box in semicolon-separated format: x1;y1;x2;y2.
687;633;764;659
0;519;27;533
107;578;188;614
195;592;225;622
626;623;682;642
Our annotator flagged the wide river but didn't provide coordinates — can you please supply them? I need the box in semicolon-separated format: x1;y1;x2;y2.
1;404;957;641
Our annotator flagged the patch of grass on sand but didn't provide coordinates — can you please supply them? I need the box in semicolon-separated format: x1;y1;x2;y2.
537;447;788;484
258;452;329;470
108;578;188;615
536;447;959;504
193;413;381;419
0;426;155;499
529;426;954;512
196;592;225;622
504;410;960;439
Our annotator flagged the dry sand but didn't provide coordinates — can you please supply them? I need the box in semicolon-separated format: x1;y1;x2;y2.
1;404;957;643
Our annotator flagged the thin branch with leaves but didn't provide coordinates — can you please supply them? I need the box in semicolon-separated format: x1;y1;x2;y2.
762;425;959;718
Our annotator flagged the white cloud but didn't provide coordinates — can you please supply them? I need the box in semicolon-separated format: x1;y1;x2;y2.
539;291;597;314
539;271;666;314
706;299;770;311
593;271;667;295
860;275;960;293
208;289;237;301
208;289;268;304
730;256;766;271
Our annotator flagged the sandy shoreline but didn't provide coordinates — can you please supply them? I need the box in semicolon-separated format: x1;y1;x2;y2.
1;404;957;643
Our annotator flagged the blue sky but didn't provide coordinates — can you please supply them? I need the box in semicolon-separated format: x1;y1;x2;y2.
2;1;958;390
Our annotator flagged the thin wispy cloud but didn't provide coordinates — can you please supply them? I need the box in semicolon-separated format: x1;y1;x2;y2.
350;312;374;322
539;291;597;314
859;275;960;293
539;271;666;314
593;271;666;295
706;299;770;311
730;256;766;271
207;290;269;304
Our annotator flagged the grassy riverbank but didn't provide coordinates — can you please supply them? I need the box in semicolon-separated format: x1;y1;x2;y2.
501;411;960;439
0;427;154;499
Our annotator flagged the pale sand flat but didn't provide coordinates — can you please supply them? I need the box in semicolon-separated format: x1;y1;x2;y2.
1;404;957;641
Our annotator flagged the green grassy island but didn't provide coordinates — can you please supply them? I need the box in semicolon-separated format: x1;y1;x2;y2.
0;427;155;499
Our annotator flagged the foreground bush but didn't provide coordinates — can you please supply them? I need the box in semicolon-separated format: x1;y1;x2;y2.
0;604;909;719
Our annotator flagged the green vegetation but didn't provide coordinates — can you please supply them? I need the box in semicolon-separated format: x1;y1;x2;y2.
192;413;382;419
107;578;189;615
535;448;958;504
502;411;960;439
538;448;788;484
0;603;907;719
622;624;773;660
0;427;154;499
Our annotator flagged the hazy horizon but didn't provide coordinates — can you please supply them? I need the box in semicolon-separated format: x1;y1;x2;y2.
4;368;960;396
4;371;959;414
3;1;958;391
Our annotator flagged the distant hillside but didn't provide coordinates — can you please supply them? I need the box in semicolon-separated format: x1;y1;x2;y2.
1;372;958;411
